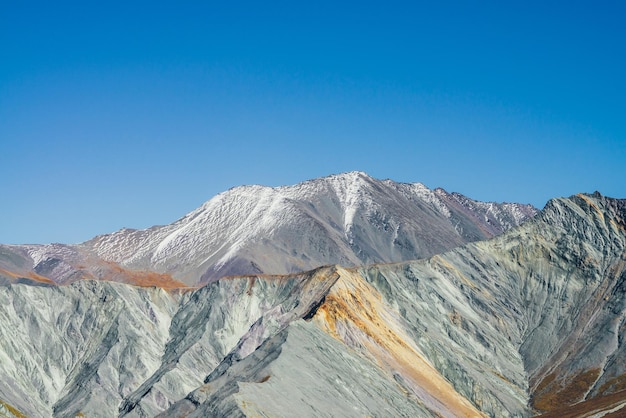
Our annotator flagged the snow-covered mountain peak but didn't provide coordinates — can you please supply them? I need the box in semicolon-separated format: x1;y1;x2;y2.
1;172;538;286
74;172;537;284
325;170;372;182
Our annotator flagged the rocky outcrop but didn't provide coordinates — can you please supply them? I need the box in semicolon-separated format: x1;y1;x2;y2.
0;268;339;417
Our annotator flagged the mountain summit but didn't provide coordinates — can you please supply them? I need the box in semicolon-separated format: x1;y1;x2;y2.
0;192;624;416
0;172;537;286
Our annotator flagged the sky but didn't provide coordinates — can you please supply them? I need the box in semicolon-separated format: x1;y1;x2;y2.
1;1;625;244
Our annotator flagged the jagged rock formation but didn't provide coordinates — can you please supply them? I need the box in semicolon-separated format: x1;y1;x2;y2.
0;172;536;286
0;192;624;417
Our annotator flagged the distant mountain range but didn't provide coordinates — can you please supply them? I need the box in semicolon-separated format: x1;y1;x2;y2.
0;171;537;286
3;173;625;417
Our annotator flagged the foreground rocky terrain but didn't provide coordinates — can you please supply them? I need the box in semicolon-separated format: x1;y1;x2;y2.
0;192;624;417
0;172;536;286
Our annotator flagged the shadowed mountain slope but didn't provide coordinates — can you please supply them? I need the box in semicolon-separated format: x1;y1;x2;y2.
0;192;624;417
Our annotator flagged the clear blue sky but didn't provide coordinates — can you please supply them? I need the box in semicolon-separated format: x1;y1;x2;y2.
1;1;625;244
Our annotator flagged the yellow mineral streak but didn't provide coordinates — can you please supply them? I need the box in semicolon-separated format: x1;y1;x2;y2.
314;267;486;418
577;194;605;222
0;399;27;418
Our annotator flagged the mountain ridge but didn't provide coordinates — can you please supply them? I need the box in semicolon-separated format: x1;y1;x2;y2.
0;172;537;287
0;192;625;416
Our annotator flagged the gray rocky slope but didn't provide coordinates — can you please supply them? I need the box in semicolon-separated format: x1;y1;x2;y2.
0;172;536;286
0;192;624;417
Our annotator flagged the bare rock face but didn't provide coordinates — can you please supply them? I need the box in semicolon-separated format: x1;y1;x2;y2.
0;268;339;417
1;192;625;417
0;172;537;286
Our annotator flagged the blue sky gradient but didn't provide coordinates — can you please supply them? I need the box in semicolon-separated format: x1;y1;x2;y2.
2;1;625;244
